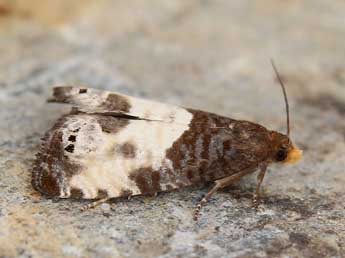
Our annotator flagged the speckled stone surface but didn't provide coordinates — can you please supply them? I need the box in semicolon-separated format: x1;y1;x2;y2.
0;1;344;257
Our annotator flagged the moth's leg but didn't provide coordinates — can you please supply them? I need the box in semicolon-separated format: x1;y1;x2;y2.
194;184;220;221
80;197;110;211
252;163;268;207
194;168;252;221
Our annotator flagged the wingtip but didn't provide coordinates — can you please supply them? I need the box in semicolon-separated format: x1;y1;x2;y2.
47;86;87;103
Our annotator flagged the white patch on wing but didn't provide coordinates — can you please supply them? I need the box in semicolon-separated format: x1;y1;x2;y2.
128;97;192;124
63;113;192;199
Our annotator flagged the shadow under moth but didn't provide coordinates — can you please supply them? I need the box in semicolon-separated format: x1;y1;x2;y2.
32;62;302;220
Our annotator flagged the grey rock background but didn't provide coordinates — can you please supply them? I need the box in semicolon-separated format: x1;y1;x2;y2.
0;1;344;257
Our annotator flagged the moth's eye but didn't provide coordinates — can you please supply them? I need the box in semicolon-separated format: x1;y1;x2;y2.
276;149;287;161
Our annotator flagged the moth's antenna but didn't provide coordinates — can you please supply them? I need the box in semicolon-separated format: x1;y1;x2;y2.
270;59;290;137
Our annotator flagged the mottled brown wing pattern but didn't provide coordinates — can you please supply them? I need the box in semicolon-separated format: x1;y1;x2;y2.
33;86;273;201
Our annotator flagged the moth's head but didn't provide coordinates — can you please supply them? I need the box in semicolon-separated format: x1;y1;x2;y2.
268;60;302;164
269;131;302;164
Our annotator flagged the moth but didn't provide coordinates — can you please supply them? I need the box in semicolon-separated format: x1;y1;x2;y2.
32;62;302;220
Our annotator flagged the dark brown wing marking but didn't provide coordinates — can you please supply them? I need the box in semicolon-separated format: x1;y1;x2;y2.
161;109;271;187
32;115;82;197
